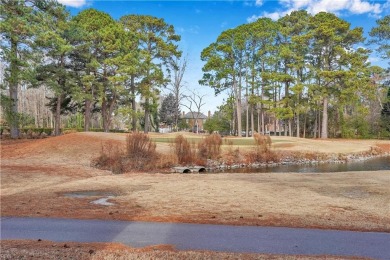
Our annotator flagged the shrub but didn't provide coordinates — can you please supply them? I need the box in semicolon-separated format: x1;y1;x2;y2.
253;133;271;153
91;141;124;174
223;140;242;166
126;132;157;159
174;134;193;165
92;132;164;173
245;133;278;163
198;134;222;160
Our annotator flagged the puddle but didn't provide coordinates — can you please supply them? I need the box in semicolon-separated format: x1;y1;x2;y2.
62;191;117;206
91;196;115;206
63;191;116;198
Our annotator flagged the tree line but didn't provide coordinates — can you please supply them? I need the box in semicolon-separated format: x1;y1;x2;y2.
1;1;389;139
200;11;389;139
1;0;183;138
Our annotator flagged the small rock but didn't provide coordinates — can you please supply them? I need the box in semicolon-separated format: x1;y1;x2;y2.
109;212;113;215
63;244;70;248
89;249;95;255
37;239;42;242
240;216;243;219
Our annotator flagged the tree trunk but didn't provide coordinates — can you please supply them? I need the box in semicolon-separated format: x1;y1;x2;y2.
131;75;137;131
296;113;300;138
84;99;92;131
102;97;109;132
54;94;62;136
257;107;260;134
234;78;242;137
245;85;249;137
102;93;117;133
144;98;150;134
321;96;328;138
314;111;318;138
303;113;306;138
9;39;19;138
251;105;254;136
284;120;288;136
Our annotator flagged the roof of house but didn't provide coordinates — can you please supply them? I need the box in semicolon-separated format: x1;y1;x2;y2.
182;112;208;119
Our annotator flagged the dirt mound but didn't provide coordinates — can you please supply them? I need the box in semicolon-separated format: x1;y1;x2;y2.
1;132;126;164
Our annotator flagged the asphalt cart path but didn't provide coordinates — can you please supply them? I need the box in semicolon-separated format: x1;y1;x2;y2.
1;217;389;259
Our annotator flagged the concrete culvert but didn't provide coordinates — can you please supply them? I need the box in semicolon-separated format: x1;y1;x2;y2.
198;168;206;173
172;167;192;173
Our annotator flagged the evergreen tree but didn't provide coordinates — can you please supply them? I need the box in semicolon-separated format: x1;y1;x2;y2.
159;93;177;127
34;4;73;135
119;15;181;133
0;0;62;138
70;9;120;132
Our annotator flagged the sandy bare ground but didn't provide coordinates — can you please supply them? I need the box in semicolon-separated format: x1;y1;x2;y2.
0;240;363;260
1;132;390;233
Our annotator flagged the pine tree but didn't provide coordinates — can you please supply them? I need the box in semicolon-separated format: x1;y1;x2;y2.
0;0;62;138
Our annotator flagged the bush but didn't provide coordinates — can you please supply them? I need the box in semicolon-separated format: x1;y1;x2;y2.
253;133;271;153
126;132;157;159
91;141;124;174
92;132;165;173
245;133;278;163
198;134;222;160
174;134;193;165
223;140;242;166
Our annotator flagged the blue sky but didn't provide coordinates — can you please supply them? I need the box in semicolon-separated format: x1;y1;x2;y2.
60;0;390;113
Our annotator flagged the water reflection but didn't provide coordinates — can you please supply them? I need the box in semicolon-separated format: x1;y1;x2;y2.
219;156;390;173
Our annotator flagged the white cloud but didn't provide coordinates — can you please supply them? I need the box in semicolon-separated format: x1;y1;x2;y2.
247;14;261;23
255;0;264;7
368;56;380;63
262;11;284;20
248;0;385;22
284;0;382;15
57;0;87;8
349;0;381;14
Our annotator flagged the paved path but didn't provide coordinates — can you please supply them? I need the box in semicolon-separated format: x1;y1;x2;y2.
1;217;389;259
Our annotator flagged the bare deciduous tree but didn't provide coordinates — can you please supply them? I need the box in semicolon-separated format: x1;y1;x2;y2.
168;56;187;131
182;89;206;134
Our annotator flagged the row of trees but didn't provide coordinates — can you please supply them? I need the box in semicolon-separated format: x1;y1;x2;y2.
1;0;184;138
1;1;388;139
200;11;389;138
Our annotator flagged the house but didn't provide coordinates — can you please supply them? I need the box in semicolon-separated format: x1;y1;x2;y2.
182;111;208;133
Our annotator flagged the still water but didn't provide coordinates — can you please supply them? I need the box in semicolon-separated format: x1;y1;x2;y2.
220;156;390;173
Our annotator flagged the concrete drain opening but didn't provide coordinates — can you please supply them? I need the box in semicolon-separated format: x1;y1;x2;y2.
63;191;117;206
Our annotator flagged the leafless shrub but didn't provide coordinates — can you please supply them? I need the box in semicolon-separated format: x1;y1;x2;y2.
223;140;242;166
174;134;193;165
253;133;271;153
92;132;165;173
198;134;222;160
245;133;278;163
126;132;157;159
91;141;124;174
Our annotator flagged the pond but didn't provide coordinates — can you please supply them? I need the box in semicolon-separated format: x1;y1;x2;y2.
217;156;390;173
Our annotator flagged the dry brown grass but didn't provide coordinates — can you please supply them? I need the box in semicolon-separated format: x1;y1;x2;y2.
1;132;390;233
